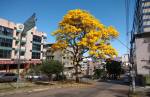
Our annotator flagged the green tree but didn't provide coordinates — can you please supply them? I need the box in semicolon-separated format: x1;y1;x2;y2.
93;69;106;79
106;59;122;80
27;64;42;75
40;60;64;81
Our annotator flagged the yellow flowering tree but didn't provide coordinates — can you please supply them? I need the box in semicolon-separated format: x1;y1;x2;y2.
52;9;119;82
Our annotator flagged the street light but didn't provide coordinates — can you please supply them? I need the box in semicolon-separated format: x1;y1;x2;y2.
15;13;36;88
16;23;24;88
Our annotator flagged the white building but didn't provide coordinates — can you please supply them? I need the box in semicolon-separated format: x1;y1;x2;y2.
121;54;130;67
131;0;150;75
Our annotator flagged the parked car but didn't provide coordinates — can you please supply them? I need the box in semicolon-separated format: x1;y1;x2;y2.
123;73;131;83
25;74;49;81
0;72;17;82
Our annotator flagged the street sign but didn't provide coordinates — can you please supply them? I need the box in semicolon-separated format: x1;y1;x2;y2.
23;13;36;33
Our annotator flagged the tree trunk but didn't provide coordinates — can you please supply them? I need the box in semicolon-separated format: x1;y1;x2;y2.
48;74;52;82
75;65;80;83
75;67;79;83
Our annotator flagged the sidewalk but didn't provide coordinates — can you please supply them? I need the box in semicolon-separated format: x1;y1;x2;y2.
136;86;150;97
129;85;150;97
0;81;94;97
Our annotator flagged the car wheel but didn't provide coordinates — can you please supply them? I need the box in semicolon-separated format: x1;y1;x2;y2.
13;78;17;82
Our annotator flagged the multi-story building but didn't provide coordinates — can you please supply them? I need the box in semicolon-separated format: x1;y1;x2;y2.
0;18;47;73
80;58;93;76
131;0;150;76
45;43;74;78
80;58;102;76
121;54;130;67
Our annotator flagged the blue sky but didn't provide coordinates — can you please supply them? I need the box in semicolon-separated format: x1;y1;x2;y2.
0;0;135;56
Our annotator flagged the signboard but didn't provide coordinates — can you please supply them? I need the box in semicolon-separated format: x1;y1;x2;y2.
23;13;36;33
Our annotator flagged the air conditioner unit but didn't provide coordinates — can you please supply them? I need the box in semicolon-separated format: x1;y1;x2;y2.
16;23;24;32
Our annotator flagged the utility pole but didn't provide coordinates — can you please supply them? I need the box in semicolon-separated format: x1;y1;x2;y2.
16;28;23;88
125;0;135;93
16;13;36;88
130;38;135;93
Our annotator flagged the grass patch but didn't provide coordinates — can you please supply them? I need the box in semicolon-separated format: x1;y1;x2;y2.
0;81;94;94
129;91;145;97
144;75;150;85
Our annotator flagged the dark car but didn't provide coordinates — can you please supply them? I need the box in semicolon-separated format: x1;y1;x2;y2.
25;74;49;81
0;72;17;82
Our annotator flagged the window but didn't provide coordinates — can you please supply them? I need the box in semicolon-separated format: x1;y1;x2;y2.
32;44;41;51
0;50;11;58
32;52;40;59
47;56;54;60
0;26;13;37
0;38;12;47
33;35;41;43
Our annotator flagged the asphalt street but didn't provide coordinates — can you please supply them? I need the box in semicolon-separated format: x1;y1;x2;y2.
0;80;129;97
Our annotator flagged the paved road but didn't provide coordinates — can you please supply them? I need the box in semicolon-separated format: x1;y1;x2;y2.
0;80;129;97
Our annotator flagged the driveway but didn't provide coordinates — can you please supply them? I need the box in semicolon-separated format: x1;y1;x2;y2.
0;80;129;97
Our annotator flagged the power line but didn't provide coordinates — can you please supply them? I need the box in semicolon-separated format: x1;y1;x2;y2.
115;38;130;50
125;0;130;53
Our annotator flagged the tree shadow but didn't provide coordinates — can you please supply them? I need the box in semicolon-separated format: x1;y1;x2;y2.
107;89;128;97
146;92;150;97
115;95;125;97
98;79;129;86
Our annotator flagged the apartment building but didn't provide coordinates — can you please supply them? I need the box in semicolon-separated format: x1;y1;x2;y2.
80;58;93;76
45;43;74;78
121;54;130;68
0;18;47;73
131;0;150;75
80;58;102;76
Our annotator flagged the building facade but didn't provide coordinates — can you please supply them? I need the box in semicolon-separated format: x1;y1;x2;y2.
0;18;47;73
80;58;102;76
121;54;130;71
45;43;74;78
131;0;150;75
80;58;95;76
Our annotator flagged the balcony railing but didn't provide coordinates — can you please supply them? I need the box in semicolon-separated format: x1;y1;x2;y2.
22;37;26;42
15;47;26;51
32;41;41;45
0;34;13;39
0;46;12;50
32;50;41;53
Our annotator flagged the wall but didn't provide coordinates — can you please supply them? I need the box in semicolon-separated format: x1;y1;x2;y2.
135;37;150;75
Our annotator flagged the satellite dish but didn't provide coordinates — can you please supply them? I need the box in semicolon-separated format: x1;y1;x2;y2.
16;23;24;32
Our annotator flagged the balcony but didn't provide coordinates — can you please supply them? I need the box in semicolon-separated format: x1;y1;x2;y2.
20;56;25;59
15;37;26;43
15;47;26;51
43;48;47;52
15;36;19;40
21;37;26;42
43;33;47;39
43;40;47;44
21;46;26;51
64;64;74;68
